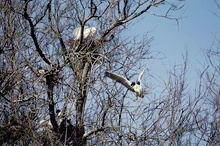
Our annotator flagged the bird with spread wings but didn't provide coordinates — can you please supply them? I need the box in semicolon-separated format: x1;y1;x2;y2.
105;66;147;98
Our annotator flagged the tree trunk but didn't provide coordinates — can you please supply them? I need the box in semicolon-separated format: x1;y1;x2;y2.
75;61;90;146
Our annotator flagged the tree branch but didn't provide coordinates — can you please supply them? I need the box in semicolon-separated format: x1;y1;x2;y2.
46;72;58;132
23;0;51;65
82;126;107;139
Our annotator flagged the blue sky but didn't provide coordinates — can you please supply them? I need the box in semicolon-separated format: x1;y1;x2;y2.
123;0;219;93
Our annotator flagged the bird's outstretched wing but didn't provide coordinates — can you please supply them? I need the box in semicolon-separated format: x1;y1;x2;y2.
137;65;148;83
105;72;134;92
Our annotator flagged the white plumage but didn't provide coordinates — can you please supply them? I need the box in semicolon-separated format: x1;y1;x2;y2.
73;26;97;40
105;66;147;98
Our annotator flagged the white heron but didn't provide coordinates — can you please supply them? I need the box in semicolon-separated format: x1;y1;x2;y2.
73;26;97;40
105;66;147;98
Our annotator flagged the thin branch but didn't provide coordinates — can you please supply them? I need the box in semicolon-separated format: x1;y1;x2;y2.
23;0;51;65
82;126;114;139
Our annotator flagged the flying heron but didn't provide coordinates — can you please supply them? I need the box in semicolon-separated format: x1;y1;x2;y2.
105;66;147;98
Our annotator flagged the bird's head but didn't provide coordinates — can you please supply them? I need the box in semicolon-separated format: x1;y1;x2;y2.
139;93;144;98
135;92;144;98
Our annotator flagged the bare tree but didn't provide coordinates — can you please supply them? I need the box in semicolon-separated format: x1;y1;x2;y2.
0;0;186;145
189;1;220;145
193;28;220;146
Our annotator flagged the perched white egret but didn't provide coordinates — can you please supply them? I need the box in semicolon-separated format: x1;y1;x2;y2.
73;26;97;40
105;66;147;98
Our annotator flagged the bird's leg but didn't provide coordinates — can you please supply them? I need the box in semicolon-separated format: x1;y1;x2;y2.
132;95;138;102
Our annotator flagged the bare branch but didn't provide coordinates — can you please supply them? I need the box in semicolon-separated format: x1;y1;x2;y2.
23;0;51;65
